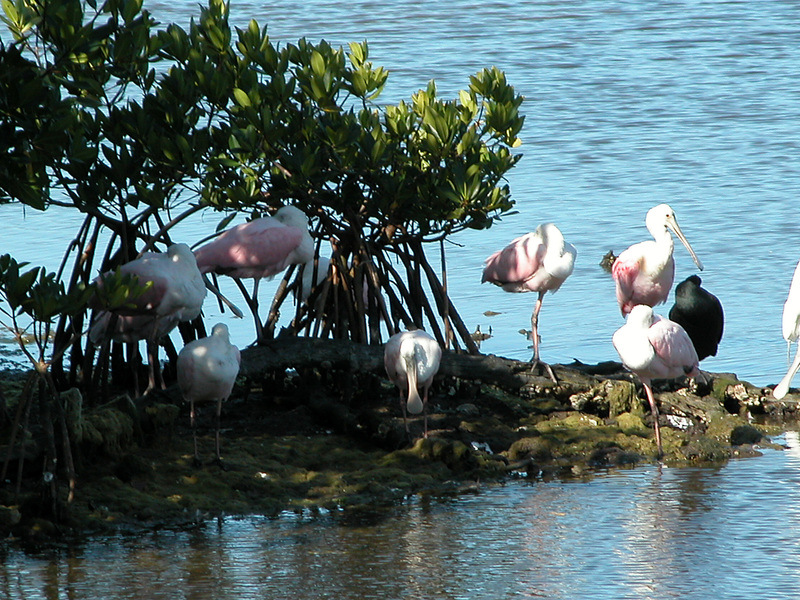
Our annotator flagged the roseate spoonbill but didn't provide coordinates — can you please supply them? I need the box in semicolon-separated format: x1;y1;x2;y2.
668;275;724;361
89;243;207;391
613;304;699;457
177;323;241;464
481;223;576;382
613;204;704;316
384;329;442;438
90;243;206;343
193;205;314;338
773;258;800;399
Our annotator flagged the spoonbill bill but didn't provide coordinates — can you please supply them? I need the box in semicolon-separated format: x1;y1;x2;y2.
193;205;314;337
613;204;703;316
384;329;442;438
773;258;800;399
613;304;699;457
177;322;241;464
668;275;724;361
481;223;576;382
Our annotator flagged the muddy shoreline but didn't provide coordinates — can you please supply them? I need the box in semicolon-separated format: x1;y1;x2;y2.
1;345;799;542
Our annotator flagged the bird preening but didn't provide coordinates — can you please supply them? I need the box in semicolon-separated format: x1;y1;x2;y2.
82;200;737;460
89;243;208;392
193;205;315;340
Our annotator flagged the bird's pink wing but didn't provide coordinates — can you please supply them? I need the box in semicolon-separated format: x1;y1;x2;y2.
648;318;699;376
195;219;304;277
611;250;640;314
482;234;544;285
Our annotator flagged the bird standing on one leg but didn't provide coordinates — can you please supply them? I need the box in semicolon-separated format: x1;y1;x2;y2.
613;204;704;316
668;275;724;362
481;223;576;382
613;304;699;457
177;323;241;465
773;258;800;399
193;205;314;339
384;330;442;438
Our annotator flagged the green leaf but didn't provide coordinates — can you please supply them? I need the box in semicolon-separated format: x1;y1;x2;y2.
233;87;251;107
310;50;325;78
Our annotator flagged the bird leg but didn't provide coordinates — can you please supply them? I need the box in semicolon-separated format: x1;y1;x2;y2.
251;278;263;341
203;273;244;318
422;390;429;439
400;391;410;434
145;338;164;393
190;399;202;467
642;381;664;458
529;292;557;383
214;397;228;470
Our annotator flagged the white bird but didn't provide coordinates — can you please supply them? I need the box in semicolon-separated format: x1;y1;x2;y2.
613;204;704;316
482;223;576;381
297;255;331;301
177;323;241;464
773;258;800;399
613;304;699;457
384;330;442;438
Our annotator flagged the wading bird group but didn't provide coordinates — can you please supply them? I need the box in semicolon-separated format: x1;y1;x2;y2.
89;206;319;463
89;200;800;459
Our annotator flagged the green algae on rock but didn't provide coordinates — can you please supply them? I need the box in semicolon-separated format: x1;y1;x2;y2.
0;347;797;539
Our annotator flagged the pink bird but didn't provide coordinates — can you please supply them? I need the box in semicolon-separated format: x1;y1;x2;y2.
613;204;704;316
773;258;800;399
177;322;241;464
90;243;207;343
613;304;700;457
193;205;314;338
89;243;207;391
482;223;576;381
384;329;442;438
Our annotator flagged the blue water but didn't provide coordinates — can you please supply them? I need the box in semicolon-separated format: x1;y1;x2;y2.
3;0;800;387
3;1;800;596
3;436;800;599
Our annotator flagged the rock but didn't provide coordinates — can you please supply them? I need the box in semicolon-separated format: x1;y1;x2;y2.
730;424;763;446
508;436;554;462
615;412;649;436
0;505;21;532
607;380;641;417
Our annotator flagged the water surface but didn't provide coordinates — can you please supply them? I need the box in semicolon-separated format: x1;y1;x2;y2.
3;0;800;386
3;437;800;599
2;2;800;597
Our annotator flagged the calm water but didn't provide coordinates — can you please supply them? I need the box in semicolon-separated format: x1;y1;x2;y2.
3;0;800;595
3;435;800;599
3;0;800;387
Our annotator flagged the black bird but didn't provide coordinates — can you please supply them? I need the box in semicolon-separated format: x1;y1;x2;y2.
668;275;724;361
